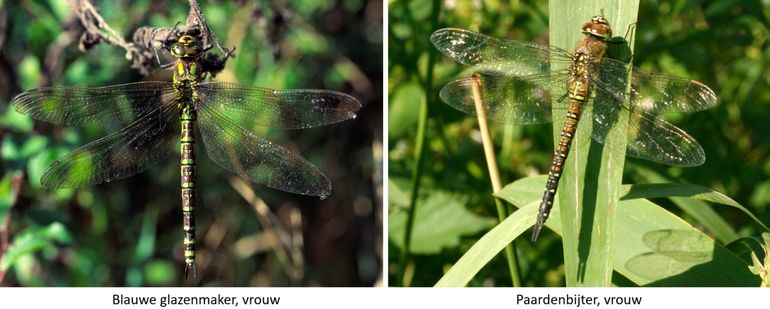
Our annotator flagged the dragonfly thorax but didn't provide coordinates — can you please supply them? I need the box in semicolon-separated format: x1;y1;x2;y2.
170;34;204;59
581;15;612;41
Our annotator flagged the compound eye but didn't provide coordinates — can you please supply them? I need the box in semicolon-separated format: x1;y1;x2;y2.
593;15;608;24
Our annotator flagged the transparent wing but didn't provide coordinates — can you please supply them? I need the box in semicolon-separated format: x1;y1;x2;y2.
623;110;706;166
430;28;572;76
590;91;706;166
589;59;716;167
591;58;718;114
438;73;561;124
12;82;177;126
433;27;716;167
196;82;361;129
40;101;179;188
431;28;573;124
197;102;331;197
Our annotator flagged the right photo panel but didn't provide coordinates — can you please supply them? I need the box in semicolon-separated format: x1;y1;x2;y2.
388;0;770;287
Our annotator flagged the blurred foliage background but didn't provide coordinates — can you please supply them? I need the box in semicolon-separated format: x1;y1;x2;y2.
388;0;770;286
0;0;382;286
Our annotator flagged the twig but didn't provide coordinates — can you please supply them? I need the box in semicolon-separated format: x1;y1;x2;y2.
470;74;522;287
228;177;303;283
68;0;233;76
471;74;503;193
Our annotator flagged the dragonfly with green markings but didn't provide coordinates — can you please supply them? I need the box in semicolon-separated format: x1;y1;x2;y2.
11;32;361;278
431;15;717;241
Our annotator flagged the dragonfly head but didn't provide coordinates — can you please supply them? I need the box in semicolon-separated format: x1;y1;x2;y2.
581;15;612;41
170;35;204;59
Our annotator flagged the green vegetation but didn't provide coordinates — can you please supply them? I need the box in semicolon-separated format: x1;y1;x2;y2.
0;0;381;286
389;0;770;287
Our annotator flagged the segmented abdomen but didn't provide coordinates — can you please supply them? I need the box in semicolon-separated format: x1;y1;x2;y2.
531;71;590;242
180;106;197;278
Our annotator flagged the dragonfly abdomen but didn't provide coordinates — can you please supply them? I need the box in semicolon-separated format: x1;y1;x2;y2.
531;69;591;242
180;105;197;278
531;16;611;241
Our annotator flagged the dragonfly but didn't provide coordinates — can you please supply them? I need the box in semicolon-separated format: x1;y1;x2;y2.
11;33;361;278
431;15;717;241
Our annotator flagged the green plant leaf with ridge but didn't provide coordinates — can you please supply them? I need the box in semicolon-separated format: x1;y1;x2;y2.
491;175;759;286
435;202;537;287
620;183;769;232
549;0;640;287
389;189;496;254
435;175;760;286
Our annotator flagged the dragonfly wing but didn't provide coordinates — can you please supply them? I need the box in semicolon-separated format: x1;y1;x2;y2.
589;58;715;167
40;102;179;188
624;110;706;166
439;73;556;124
197;103;331;197
430;28;571;76
12;82;177;126
196;82;361;129
629;70;717;113
590;95;706;167
593;58;718;113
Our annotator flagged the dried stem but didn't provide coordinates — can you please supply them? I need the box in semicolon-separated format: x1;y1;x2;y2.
470;74;522;286
68;0;233;76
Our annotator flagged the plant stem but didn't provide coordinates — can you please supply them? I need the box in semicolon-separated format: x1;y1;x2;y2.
397;0;442;287
471;74;522;287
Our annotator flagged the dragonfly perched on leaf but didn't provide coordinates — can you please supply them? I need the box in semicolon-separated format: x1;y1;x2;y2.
12;31;361;278
431;15;717;241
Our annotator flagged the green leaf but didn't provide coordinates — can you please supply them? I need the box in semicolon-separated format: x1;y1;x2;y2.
1;135;21;160
620;183;769;232
388;178;410;208
492;176;759;286
629;167;752;242
435;202;538;287
614;203;757;286
748;249;762;275
27;146;69;189
388;81;423;140
126;207;160;286
288;29;330;55
749;233;770;286
0;172;22;223
548;0;640;286
0;106;34;132
144;260;175;285
1;134;48;162
19;56;41;90
1;223;73;271
389;190;496;254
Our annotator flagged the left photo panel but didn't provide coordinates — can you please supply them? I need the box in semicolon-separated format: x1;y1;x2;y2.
0;0;382;286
